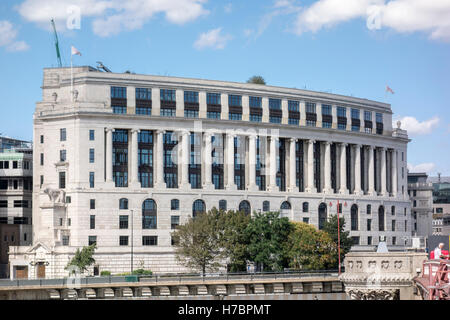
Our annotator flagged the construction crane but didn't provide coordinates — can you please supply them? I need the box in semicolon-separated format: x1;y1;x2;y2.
51;19;62;68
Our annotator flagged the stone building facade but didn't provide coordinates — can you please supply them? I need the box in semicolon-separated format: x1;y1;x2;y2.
9;66;411;278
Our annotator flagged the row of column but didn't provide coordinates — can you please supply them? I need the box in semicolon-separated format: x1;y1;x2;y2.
105;128;398;197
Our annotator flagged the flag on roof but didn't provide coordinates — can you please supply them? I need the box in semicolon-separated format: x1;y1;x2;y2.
71;46;81;56
386;85;394;94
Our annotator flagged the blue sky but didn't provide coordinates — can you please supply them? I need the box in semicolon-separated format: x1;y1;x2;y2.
0;0;449;175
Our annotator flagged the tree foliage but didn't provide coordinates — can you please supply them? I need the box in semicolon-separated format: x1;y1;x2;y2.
65;244;96;274
244;212;292;272
322;215;354;269
173;208;223;275
284;222;337;270
219;210;251;272
247;75;266;85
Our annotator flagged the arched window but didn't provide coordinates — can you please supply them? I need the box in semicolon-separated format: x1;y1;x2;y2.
192;199;206;218
351;204;359;231
142;199;157;229
367;204;371;215
263;201;270;212
281;201;291;210
302;202;309;213
391;206;395;215
171;199;179;210
318;203;327;230
239;200;251;216
119;198;128;210
219;200;227;211
378;206;385;231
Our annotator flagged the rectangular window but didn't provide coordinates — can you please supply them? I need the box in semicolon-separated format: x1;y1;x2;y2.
136;88;151;100
367;219;372;231
59;171;66;189
89;148;95;163
40;175;44;187
392;220;396;231
368;236;372;245
119;215;129;229
40;153;44;166
306;102;316;113
119;236;129;246
89;130;95;141
322;104;332;115
184;91;199;103
171;216;180;229
160;89;176;101
337;107;346;117
207;93;221;105
364;111;372;121
90;199;95;210
229;113;242;121
40;135;44;143
288;100;299;112
160;108;176;117
249;96;262;108
288;118;299;125
269;98;281;110
142;236;158;246
88;236;96;246
89;172;95;188
351;108;360;119
112;106;127;114
60;150;66;162
184;110;199;118
269;116;281;123
228;95;242;107
111;86;127;99
303;217;309;224
90;215;95;229
0;200;7;208
250;114;262;122
376;113;383;123
60;128;66;141
207;111;221;119
62;235;69;246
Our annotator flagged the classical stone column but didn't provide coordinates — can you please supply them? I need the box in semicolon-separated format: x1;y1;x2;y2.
289;138;299;192
180;130;190;189
154;129;166;189
391;149;398;197
323;141;332;194
248;134;258;191
269;136;279;192
305;140;316;193
339;143;348;194
354;144;363;195
380;147;387;196
203;132;214;190
130;129;140;188
105;128;114;187
367;145;375;196
226;133;237;190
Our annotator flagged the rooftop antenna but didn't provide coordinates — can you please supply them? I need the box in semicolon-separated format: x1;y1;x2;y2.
96;61;112;73
51;19;62;68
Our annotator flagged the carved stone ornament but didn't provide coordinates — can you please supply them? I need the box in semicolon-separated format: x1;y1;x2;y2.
368;261;376;269
348;261;354;269
394;261;403;269
347;289;399;300
381;261;390;269
44;188;66;204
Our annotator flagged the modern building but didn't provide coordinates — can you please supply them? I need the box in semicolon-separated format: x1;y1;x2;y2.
0;138;33;278
429;176;450;235
9;66;412;279
407;172;433;239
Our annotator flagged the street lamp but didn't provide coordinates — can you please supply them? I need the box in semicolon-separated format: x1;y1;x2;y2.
131;209;134;274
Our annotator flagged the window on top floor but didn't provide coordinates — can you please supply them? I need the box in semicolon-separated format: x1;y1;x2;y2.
60;128;66;141
364;111;372;121
306;102;316;113
228;95;242;107
136;88;151;100
89;130;95;141
112;106;127;114
160;89;176;101
376;113;383;123
351;108;360;119
207;111;221;119
111;87;127;99
250;114;262;122
269;98;281;110
270;116;281;123
184;110;199;118
184;91;199;103
207;93;221;105
249;96;262;108
288;118;299;125
229;113;242;121
337;107;346;117
288;100;299;112
322;104;332;115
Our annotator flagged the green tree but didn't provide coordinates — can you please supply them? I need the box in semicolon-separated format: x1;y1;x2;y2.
247;75;266;85
322;215;354;269
172;208;223;275
65;244;96;275
219;209;251;272
245;212;292;272
284;222;337;270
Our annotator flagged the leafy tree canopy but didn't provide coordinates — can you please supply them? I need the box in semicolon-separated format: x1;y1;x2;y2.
322;215;354;269
247;75;266;85
65;243;97;274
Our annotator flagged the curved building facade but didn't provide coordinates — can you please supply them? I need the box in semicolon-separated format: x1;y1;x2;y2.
9;67;411;278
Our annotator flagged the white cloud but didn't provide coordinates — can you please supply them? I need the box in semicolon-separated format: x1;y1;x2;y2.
408;162;436;174
395;116;440;135
194;28;232;50
224;3;232;14
293;0;450;42
18;0;209;37
0;21;29;52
